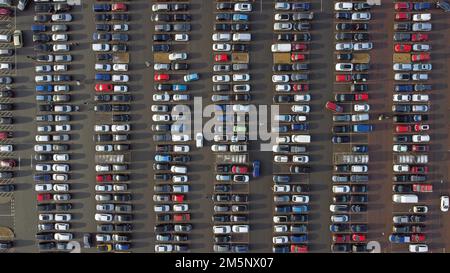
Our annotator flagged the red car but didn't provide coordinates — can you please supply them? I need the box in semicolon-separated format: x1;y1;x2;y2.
395;12;410;21
112;3;127;11
325;101;343;113
355;93;368;101
95;83;113;92
172;194;185;202
395;125;411;133
411;166;429;174
395;2;413;11
232;165;248;174
412;33;428;42
292;43;308;51
412;144;429;152
96;174;113;182
291;53;305;62
37;193;52;202
214;54;229;62
333;234;350;243
0;159;16;168
394;44;412;53
290;245;308;253
351;234;366;242
336;74;351;82
292;84;309;92
0;8;11;16
154;73;170;82
413;124;429;132
412;53;430;62
412;184;433;192
411;234;426;243
173;213;190;222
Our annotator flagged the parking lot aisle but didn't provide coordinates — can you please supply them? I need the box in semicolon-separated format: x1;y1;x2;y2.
248;0;272;253
308;0;334;253
3;7;37;252
366;1;394;252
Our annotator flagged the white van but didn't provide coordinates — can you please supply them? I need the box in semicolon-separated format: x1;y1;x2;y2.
271;43;291;52
392;194;418;203
232;33;251;42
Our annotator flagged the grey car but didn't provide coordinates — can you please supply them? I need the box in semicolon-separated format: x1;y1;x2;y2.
290;73;308;81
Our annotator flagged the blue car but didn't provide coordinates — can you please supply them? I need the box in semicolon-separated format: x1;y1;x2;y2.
36;95;52;102
395;84;413;92
413;2;432;10
172;84;188;91
290;235;308;243
216;115;233;122
292;205;309;213
252;160;260;177
31;25;47;32
154;154;171;162
292;3;310;11
93;3;111;12
36;85;53;92
184;73;199;82
214;104;227;112
291;123;309;131
34;174;51;182
114;243;130;251
275;206;291;213
353;124;373;133
352;145;368;153
232;13;249;21
389;235;408;243
95;73;111;81
273;246;289;253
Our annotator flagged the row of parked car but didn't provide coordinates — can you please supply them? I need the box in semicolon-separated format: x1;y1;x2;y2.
0;0;18;252
151;1;194;254
271;1;313;254
328;1;375;253
211;0;253;253
92;1;132;253
32;2;78;251
389;1;439;253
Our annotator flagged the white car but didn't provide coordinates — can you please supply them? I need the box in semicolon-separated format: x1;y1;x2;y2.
235;3;252;12
92;43;110;52
52;164;69;172
272;75;289;83
274;155;289;163
95;184;113;192
211;144;228;152
393;164;409;173
335;63;353;71
112;75;129;83
175;34;189;41
440;196;449;212
335;43;353;51
213;225;231;234
352;12;371;21
409;244;429;253
232;225;249;233
170;165;187;174
169;52;187;61
273;236;289;244
96;145;113;152
95;213;113;222
274;225;288;233
393;63;412;71
275;84;291;92
53;44;70;52
174;145;189;153
173;175;188;183
354;42;373;51
153;92;170;102
54;214;72;222
413;13;431;22
331;215;349;223
172;134;190;142
53;174;68;181
0;145;13;152
393;94;411;102
333;185;350;193
36;135;50;142
232;104;251;112
274;22;292;31
53;64;67;72
212;75;230;83
154;205;170;212
212;43;231;52
212;33;231;42
412;134;430;143
95;125;110;132
233;74;250;82
53;154;69;161
35;184;52;192
113;24;128;31
113;64;128;72
36;164;51;172
294;94;311;102
393;144;408;152
55;223;70;231
55;124;71;132
273;185;290;193
95;164;111;172
173;94;189;101
351;114;369;122
53;184;69;192
39;214;54;221
196;132;203;148
112;124;130;132
52;34;68;41
51;14;72;22
155;244;173;253
292;195;309;203
173;204;189;212
274;13;290;21
152;114;170;122
334;2;353;10
354;104;370;112
293;155;309;163
275;2;290;10
114;85;128;92
291;105;310;113
413;44;430;52
412;94;429;102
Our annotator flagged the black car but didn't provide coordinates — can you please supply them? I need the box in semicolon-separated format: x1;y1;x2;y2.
112;13;129;21
334;164;350;172
33;34;50;43
171;63;189;70
350;204;367;213
336;23;352;31
231;194;248;202
93;32;111;41
351;195;368;203
153;34;170;42
213;215;230;222
335;12;351;20
216;164;230;173
152;44;170;52
290;214;308;222
173;23;191;32
232;24;249;31
94;94;112;102
354;2;372;10
56;203;72;211
112;114;130;122
332;125;351;133
115;224;132;232
352;73;368;81
95;24;111;31
155;84;172;91
234;94;250;101
216;13;231;21
335;32;352;41
0;184;14;192
354;64;369;71
336;53;352;61
231;44;248;52
273;64;292;72
34;44;52;52
393;185;412;193
332;135;350;143
213;84;230;92
0;104;13;111
173;14;190;21
216;3;233;10
214;23;231;31
34;15;51;23
351;224;368;233
37;204;56;211
0;117;12;125
114;194;131;202
151;14;170;22
355;23;369;31
351;84;368;92
112;44;126;52
335;94;354;102
38;242;55;250
112;33;128;42
331;244;351;253
96;53;113;61
290;165;310;174
294;33;311;41
292;63;309;70
35;3;53;12
352;185;368;193
414;84;432;92
54;3;71;12
354;33;369;41
112;104;130;112
95;14;111;21
36;233;53;241
394;23;411;31
393;33;411;41
173;155;190;163
112;94;131;102
333;195;350;203
273;95;293;103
